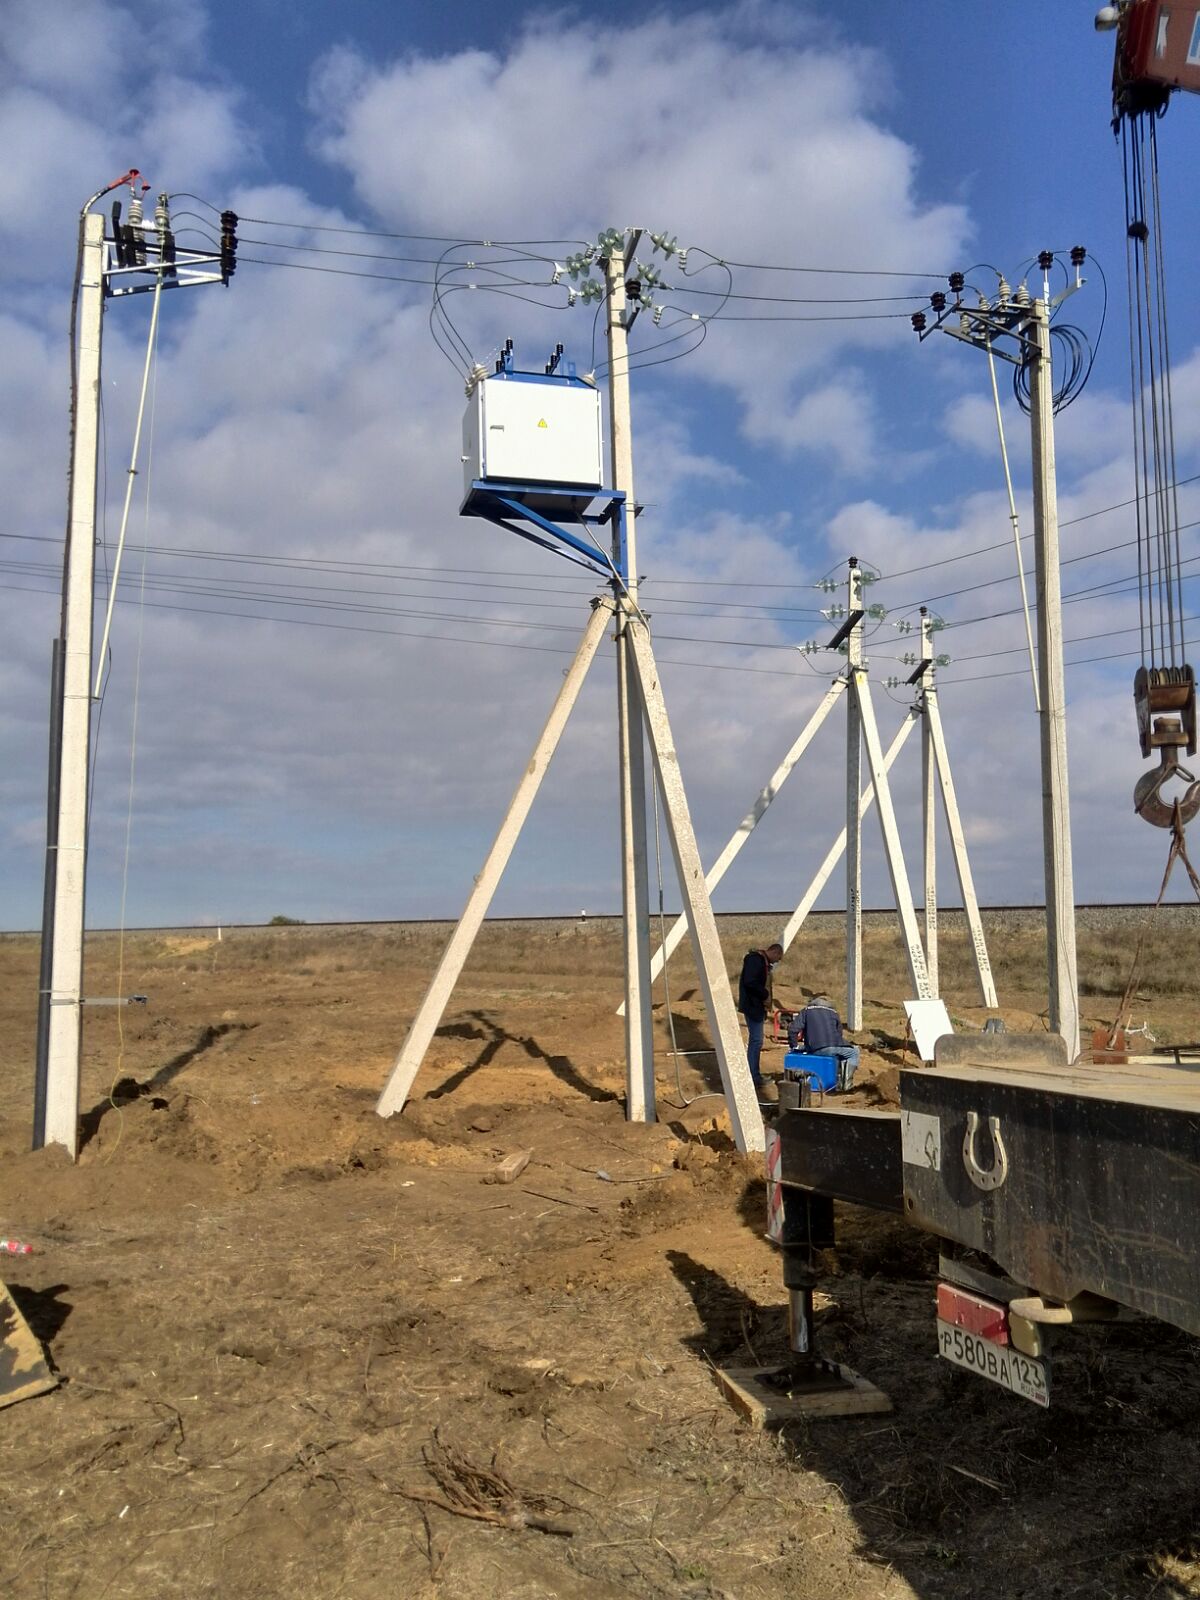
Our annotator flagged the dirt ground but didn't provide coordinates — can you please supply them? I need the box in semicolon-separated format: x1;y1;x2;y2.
0;911;1198;1599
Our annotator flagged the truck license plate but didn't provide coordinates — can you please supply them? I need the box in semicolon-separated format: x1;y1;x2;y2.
936;1319;1050;1407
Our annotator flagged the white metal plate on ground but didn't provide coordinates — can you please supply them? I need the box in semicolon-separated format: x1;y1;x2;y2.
904;998;953;1062
936;1318;1049;1407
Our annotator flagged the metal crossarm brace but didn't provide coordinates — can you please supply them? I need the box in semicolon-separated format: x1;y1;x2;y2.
461;483;628;580
828;610;865;652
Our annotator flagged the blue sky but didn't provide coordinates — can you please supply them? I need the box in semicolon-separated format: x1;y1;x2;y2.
2;0;1198;929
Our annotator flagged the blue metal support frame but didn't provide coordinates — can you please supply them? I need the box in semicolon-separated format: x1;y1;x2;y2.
460;480;628;583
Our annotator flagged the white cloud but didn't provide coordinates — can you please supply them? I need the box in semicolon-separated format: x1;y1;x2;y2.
311;6;970;472
0;0;247;264
0;0;1192;938
746;373;879;470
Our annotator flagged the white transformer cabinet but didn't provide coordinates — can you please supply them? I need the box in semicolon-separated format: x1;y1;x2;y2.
462;370;603;499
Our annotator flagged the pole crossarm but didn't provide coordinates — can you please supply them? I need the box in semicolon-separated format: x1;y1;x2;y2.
376;597;616;1119
625;623;764;1154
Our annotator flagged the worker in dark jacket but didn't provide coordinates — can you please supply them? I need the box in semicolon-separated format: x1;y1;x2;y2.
738;942;783;1093
788;994;860;1088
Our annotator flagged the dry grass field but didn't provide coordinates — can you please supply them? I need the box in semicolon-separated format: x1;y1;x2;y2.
0;910;1197;1599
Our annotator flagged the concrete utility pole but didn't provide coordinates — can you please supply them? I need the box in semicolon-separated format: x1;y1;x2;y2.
42;210;106;1155
1029;298;1080;1061
913;266;1082;1057
38;182;236;1156
604;244;655;1122
845;560;864;1031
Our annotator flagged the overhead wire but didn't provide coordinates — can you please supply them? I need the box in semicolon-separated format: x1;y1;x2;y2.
875;471;1200;584
90;209;1191;673
1;573;1160;694
884;520;1200;617
681;245;944;279
170;194;586;250
9;445;1197;614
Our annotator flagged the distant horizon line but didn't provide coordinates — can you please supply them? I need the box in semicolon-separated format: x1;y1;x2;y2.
0;901;1194;937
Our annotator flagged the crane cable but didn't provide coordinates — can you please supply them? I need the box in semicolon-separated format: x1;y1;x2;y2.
1122;108;1187;670
1119;100;1200;834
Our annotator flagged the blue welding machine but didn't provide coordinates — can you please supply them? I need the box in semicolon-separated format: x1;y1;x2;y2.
784;1051;858;1094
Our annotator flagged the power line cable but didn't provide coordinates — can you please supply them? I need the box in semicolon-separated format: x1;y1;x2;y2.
0;552;833;624
1;576;1165;689
170;195;584;250
682;246;944;279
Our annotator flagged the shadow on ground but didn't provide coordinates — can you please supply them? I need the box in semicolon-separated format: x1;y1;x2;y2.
666;1216;1200;1599
78;1023;251;1150
430;1011;620;1105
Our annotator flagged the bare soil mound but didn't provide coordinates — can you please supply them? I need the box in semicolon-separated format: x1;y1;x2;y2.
0;916;1197;1597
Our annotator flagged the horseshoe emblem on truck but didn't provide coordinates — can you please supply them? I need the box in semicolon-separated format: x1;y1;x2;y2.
963;1110;1008;1192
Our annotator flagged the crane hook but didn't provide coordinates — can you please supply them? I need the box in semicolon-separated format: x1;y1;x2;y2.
1134;741;1200;828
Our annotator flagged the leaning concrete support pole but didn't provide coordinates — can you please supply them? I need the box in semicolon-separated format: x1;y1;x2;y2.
780;708;919;953
619;676;846;1014
626;623;764;1154
924;690;998;1008
377;598;613;1118
855;673;934;1001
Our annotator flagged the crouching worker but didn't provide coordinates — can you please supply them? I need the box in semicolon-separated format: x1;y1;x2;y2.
787;994;860;1091
737;942;783;1095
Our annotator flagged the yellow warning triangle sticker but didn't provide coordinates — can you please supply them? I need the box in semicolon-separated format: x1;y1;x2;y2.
537;418;548;428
